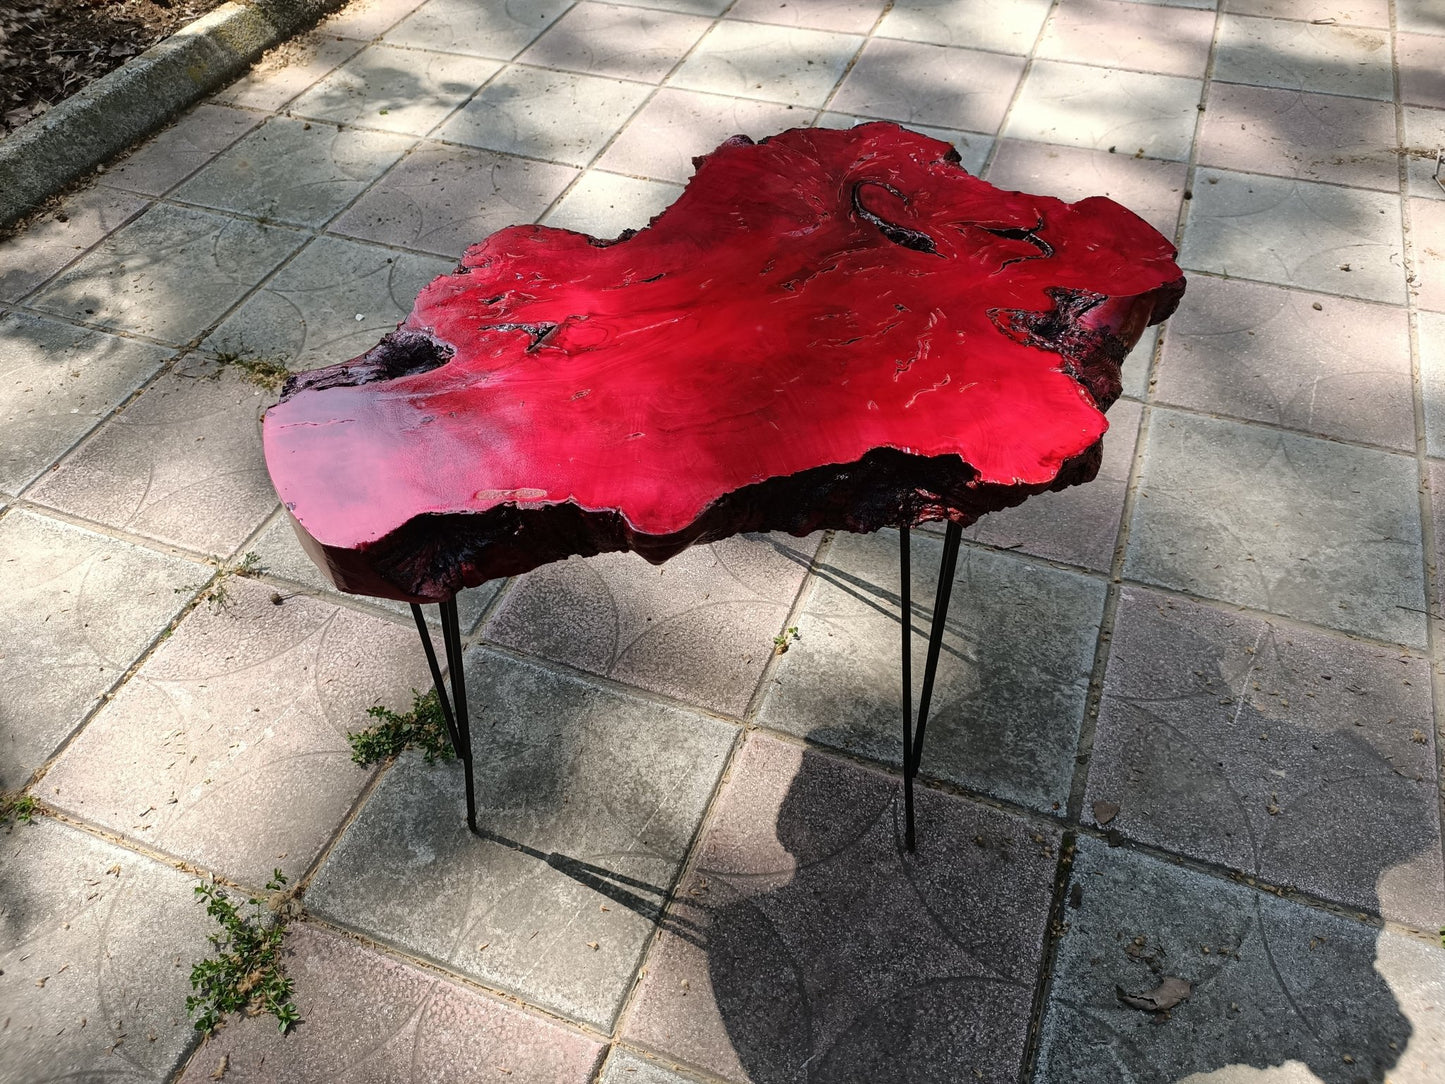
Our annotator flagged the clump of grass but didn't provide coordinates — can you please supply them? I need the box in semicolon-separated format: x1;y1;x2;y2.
772;626;800;655
347;688;455;766
178;552;265;613
214;346;291;391
187;870;299;1036
0;792;38;826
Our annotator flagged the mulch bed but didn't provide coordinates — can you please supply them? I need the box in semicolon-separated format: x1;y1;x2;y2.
0;0;227;133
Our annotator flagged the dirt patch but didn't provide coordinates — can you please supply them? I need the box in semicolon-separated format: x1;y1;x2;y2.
0;0;228;133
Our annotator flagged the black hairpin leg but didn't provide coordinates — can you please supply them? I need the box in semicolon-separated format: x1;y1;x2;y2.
899;519;964;852
410;599;478;834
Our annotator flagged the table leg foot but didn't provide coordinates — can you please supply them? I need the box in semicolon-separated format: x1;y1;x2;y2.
411;600;479;834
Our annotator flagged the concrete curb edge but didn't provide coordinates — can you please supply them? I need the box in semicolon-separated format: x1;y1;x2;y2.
0;0;348;228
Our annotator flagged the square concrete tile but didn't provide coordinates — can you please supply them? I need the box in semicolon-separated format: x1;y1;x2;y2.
331;143;578;256
212;31;369;112
1180;168;1405;304
964;399;1142;573
1155;276;1414;449
0;510;199;791
830;39;1024;132
729;0;885;34
27;203;305;344
623;736;1059;1083
1198;83;1400;192
519;2;713;82
487;533;819;716
621;0;729;11
599;1051;699;1084
205;236;453;371
0;819;218;1084
1121;322;1161;400
1223;0;1387;26
172;117;414;228
0;185;147;302
1124;408;1427;647
1416;197;1445;312
1399;0;1445;34
596;88;811;184
1037;0;1214;78
1405;106;1445;201
1424;313;1445;459
319;0;429;39
435;66;652;167
383;0;574;59
669;22;862;108
541;170;685;237
1037;837;1445;1084
1432;458;1445;625
99;104;261;197
877;0;1052;56
757;530;1106;812
984;138;1188;239
307;648;737;1030
248;512;499;632
0;312;171;492
45;578;431;886
1005;61;1201;162
26;367;277;557
289;44;501;136
1214;13;1394;100
1401;31;1445;109
1088;588;1443;928
175;923;604;1083
1123;0;1217;8
815;111;992;173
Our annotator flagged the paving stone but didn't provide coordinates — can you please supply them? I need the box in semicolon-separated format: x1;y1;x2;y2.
729;0;885;34
248;512;498;632
174;923;604;1083
599;1051;702;1084
542;170;685;238
331;143;578;256
757;530;1106;812
596;88;811;184
1121;0;1215;9
383;0;574;59
1003;61;1201;162
1155;275;1414;449
0;819;217;1084
1400;31;1445;109
0;312;171;493
1424;313;1445;456
307;648;737;1030
623;736;1058;1083
290;44;500;136
205;236;453;371
1432;458;1445;625
815;112;992;174
621;0;729;11
1397;0;1445;35
211;31;369;113
1405;106;1445;202
0;510;199;791
1036;837;1445;1084
1222;0;1388;26
0;185;147;302
830;39;1024;133
1121;322;1161;400
1197;83;1399;192
1124;408;1426;648
1180;168;1405;304
877;0;1052;55
1414;197;1445;313
100;104;261;197
28;203;305;344
963;398;1141;573
26;367;278;557
1036;0;1214;78
669;22;862;108
983;137;1188;242
319;0;429;39
518;2;713;82
486;532;819;717
171;117;414;229
44;578;429;886
1214;13;1393;100
436;65;652;167
1088;588;1444;929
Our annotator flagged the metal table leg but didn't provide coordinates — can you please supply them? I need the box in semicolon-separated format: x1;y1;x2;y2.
410;599;478;834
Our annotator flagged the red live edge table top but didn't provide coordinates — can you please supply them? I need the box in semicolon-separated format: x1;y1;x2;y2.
262;123;1185;604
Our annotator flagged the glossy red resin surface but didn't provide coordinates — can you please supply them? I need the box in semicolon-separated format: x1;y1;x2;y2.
263;123;1184;602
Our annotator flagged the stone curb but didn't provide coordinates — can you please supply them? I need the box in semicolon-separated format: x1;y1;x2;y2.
0;0;348;228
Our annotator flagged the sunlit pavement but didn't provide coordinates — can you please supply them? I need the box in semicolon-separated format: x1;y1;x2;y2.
3;0;1445;1081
